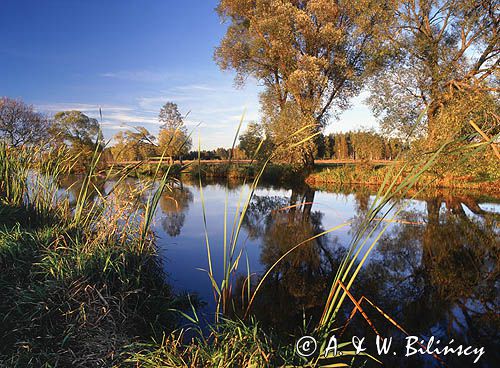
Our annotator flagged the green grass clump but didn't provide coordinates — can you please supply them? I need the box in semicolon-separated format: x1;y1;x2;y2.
0;142;188;366
307;159;500;193
187;162;304;185
188;162;255;179
0;204;185;367
125;318;297;367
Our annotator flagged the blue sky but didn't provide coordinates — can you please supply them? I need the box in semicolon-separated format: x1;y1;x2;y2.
0;0;377;149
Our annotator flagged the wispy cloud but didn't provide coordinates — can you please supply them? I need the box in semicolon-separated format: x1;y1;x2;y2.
38;103;133;114
35;69;266;148
176;84;217;92
103;111;159;125
100;70;175;83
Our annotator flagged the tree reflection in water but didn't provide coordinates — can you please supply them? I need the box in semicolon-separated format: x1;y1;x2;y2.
236;186;345;334
238;187;498;366
159;183;193;237
57;176;498;366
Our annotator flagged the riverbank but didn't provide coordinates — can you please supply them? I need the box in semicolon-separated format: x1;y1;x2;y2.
124;161;304;184
120;159;499;192
0;201;294;366
0;201;185;366
305;163;500;194
0;146;293;367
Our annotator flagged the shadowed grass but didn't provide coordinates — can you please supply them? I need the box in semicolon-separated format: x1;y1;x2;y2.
1;115;498;367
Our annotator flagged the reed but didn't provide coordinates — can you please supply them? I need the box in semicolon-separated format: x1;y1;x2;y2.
239;121;499;365
1;115;497;366
198;118;321;322
0;123;193;366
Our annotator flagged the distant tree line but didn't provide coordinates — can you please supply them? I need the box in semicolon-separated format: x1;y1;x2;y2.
315;132;403;161
0;97;249;167
182;147;246;161
0;96;407;167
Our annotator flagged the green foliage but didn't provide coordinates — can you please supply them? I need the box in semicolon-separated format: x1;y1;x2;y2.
50;110;103;171
158;128;192;158
125;318;298;367
111;126;157;162
190;162;255;179
264;101;318;168
239;122;272;160
51;110;100;147
0;144;187;366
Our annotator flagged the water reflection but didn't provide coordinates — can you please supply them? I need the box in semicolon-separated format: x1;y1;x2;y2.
348;195;499;367
57;176;499;366
159;183;193;237
157;182;498;367
237;187;339;332
58;175;107;204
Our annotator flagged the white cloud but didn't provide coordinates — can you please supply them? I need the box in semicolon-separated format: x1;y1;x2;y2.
38;103;133;114
100;70;174;82
175;84;217;92
104;112;159;125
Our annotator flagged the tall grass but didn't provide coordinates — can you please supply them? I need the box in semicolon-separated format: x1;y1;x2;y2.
1;115;497;366
0;143;75;222
198;120;321;322
0;122;195;366
236;122;500;364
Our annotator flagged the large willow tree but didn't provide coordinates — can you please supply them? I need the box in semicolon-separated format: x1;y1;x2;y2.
215;0;391;167
368;0;499;142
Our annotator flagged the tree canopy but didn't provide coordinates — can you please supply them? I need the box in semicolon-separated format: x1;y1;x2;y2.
215;0;391;166
51;111;101;148
238;122;272;159
50;110;102;170
0;97;50;147
159;102;185;131
111;127;157;162
157;102;192;158
368;0;499;142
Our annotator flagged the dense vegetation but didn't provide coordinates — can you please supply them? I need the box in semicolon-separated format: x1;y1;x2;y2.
215;0;499;167
1;111;497;367
0;0;498;366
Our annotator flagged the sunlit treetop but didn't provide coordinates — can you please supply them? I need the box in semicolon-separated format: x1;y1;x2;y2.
215;0;394;126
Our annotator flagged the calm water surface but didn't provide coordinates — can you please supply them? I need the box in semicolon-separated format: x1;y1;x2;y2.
153;178;499;367
63;176;500;367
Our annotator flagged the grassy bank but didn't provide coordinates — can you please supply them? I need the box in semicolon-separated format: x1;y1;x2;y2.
0;145;302;367
0;145;188;366
0;205;185;366
184;162;304;184
306;159;500;193
121;155;499;193
1;126;497;366
113;162;304;185
0;204;301;367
